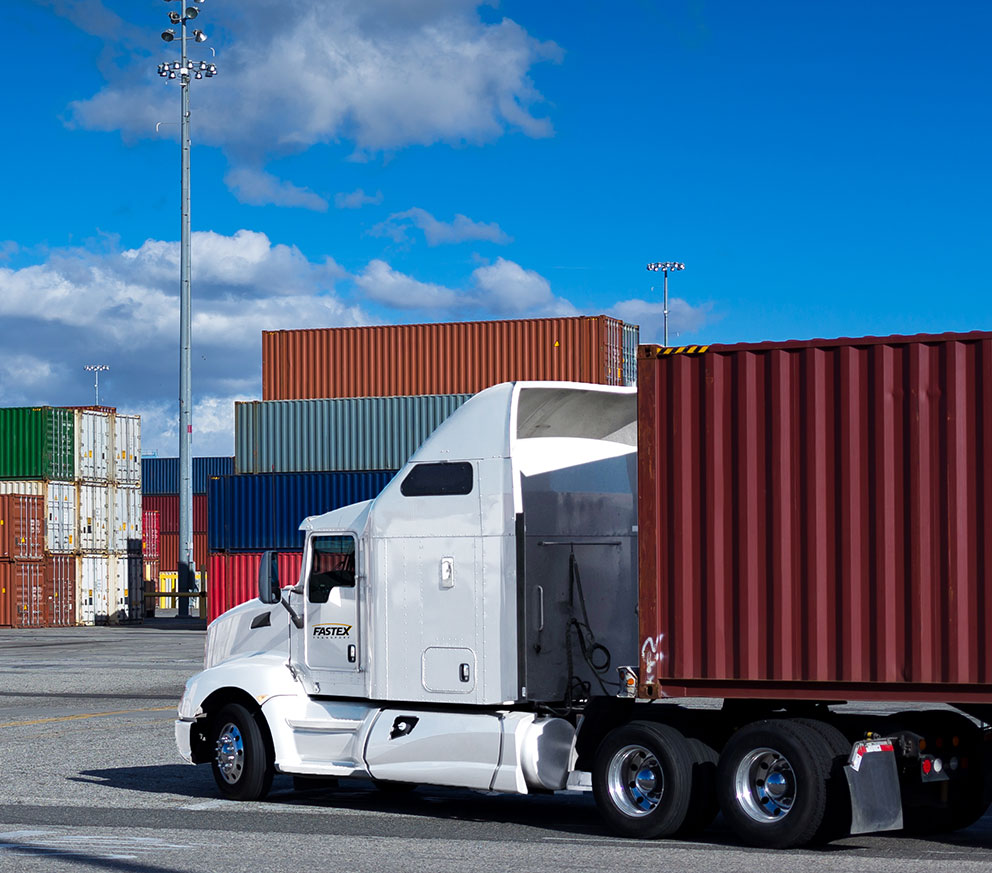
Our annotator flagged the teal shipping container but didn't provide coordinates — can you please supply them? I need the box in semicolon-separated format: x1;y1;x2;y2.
0;408;75;480
235;394;471;474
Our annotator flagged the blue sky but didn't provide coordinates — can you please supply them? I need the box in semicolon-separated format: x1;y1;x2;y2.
2;1;990;455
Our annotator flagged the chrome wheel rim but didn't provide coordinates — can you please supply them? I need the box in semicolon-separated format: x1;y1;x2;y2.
607;743;665;817
735;746;797;822
215;722;245;785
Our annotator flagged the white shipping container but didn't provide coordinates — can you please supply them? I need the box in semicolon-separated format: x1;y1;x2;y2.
77;554;105;626
46;481;77;553
114;415;141;485
77;410;113;482
0;480;44;496
110;485;142;552
78;484;111;551
111;554;143;622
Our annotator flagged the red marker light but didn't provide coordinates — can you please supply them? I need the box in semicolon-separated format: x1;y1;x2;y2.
922;759;933;775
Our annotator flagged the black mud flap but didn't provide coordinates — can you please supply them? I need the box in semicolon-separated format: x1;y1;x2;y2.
845;739;904;835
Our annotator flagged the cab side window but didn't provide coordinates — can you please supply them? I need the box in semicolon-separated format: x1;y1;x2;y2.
400;461;474;497
308;535;356;604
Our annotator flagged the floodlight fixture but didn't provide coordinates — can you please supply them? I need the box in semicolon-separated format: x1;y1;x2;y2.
169;10;181;23
645;261;686;346
193;29;207;42
161;28;175;41
185;7;199;19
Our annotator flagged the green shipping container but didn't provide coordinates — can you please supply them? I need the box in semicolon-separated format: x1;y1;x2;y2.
0;408;75;480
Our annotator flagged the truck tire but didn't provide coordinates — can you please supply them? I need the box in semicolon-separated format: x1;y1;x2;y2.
716;719;831;849
592;721;693;839
675;737;719;837
210;703;274;801
791;718;852;842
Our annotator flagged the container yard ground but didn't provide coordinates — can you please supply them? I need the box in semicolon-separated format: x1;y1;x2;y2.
0;629;990;873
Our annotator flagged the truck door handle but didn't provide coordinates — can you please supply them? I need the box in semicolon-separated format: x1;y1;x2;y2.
460;663;471;683
348;644;356;663
535;585;544;631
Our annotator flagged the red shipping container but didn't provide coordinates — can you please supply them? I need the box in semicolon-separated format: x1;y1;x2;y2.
263;316;633;401
0;561;46;628
207;551;304;624
0;495;44;561
45;555;76;628
142;510;160;558
637;331;992;703
159;533;208;572
142;495;207;533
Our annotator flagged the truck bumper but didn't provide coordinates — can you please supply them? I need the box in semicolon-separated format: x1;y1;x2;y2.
175;719;194;763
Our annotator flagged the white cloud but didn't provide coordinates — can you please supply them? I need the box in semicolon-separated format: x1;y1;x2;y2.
472;257;559;312
610;297;716;343
224;167;329;212
0;354;56;394
372;207;510;246
354;259;462;309
130;394;254;457
62;1;561;206
335;188;384;209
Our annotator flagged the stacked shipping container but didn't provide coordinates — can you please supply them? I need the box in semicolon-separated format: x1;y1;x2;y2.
0;407;141;627
206;316;639;622
140;457;233;612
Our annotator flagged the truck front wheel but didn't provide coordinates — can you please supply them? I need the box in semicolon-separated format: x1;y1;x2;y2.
716;719;830;849
592;721;693;838
210;703;274;801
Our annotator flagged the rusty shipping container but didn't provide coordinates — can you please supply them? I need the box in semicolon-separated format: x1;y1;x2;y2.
0;494;44;561
262;316;639;401
45;555;76;628
0;561;46;628
142;494;208;533
637;331;992;703
159;532;209;572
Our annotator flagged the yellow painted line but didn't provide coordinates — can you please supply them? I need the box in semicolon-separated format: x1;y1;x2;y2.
0;706;175;728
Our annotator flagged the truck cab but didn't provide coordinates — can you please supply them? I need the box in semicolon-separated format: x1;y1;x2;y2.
176;381;638;796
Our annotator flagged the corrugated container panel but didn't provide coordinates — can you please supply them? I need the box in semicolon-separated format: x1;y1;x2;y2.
637;331;992;701
76;410;113;483
143;558;160;616
45;555;76;627
143;511;160;558
159;532;209;571
158;571;206;616
262;315;637;401
208;471;395;552
0;495;44;560
78;554;112;626
114;415;142;486
0;481;44;496
0;408;74;480
207;551;303;624
111;553;143;622
235;395;471;474
622;322;640;386
78;484;111;552
140;457;235;495
46;481;77;554
0;561;46;628
141;494;208;533
110;485;142;553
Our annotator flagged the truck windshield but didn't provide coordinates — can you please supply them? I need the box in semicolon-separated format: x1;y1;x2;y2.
308;535;356;603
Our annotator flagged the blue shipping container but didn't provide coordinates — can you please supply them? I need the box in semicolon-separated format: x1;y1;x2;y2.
208;471;396;552
142;457;235;495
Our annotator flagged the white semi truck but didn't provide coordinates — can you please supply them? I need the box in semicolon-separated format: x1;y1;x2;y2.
176;374;992;849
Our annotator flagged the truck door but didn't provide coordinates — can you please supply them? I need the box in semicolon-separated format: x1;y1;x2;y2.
302;534;361;681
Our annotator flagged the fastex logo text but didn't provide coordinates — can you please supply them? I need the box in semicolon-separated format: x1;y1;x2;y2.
313;623;351;638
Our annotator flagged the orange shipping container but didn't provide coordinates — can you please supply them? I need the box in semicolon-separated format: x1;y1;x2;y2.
45;555;76;628
0;561;45;628
262;316;639;400
0;494;44;561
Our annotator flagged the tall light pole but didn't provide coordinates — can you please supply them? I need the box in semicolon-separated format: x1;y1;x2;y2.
158;0;217;617
646;262;685;347
84;365;110;406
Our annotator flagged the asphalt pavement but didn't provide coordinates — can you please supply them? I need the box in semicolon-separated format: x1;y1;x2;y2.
1;625;991;873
